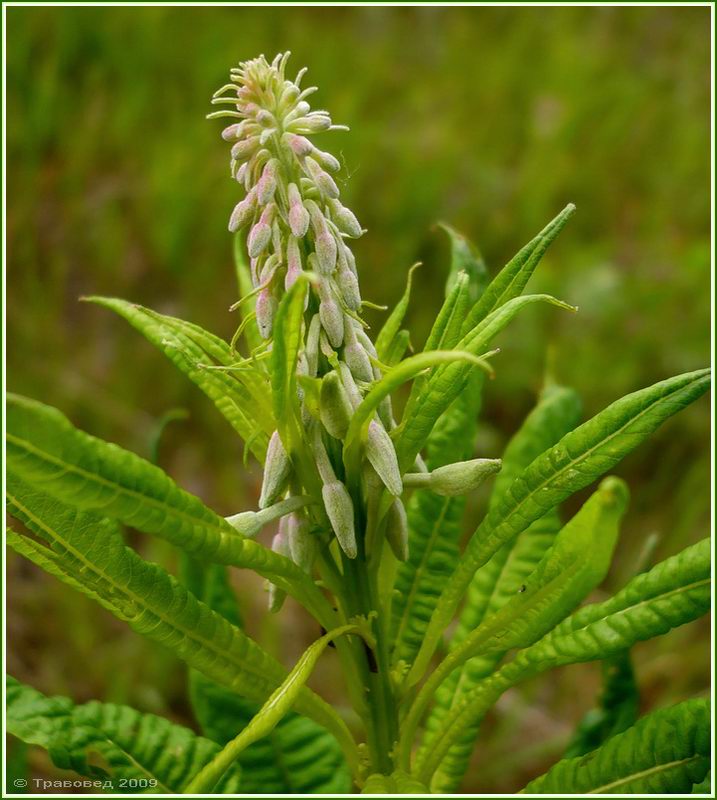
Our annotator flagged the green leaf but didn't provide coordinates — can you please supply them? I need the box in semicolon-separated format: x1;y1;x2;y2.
6;676;243;793
375;263;420;362
423;385;582;790
460;203;575;335
390;372;483;665
5;394;330;616
184;625;359;792
416;538;710;783
5;482;351;752
521;699;710;794
86;296;272;460
362;770;428;794
437;222;489;304
408;368;710;686
395;294;575;472
563;650;639;758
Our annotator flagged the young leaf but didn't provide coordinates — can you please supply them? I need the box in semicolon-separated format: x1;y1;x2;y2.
416;538;710;782
5;394;331;619
408;368;710;686
522;699;710;794
460;203;576;335
184;625;360;792
6;676;243;793
362;770;428;794
375;263;420;362
85;297;272;460
5;484;351;750
437;222;489;304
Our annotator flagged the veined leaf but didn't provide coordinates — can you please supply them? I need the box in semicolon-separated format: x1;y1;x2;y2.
6;676;243;793
416;538;711;783
437;222;489;304
400;477;628;773
184;625;359;792
375;263;420;362
390;371;483;664
522;699;710;794
5;484;353;757
460;203;575;335
424;385;582;790
408;368;710;686
362;770;428;794
86;296;272;460
396;294;575;472
5;394;331;618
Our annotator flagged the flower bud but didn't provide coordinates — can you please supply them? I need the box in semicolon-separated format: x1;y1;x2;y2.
318;286;344;348
286;512;316;573
282;132;314;157
403;458;502;496
336;264;362;311
344;323;373;383
290;114;332;133
285;236;303;290
256;158;279;204
259;430;292;508
256;287;277;339
305;313;321;376
330;199;362;238
385;498;409;562
365;419;402;496
322;480;357;558
259;253;280;286
314;148;341;173
228;189;257;232
225;510;263;538
339;362;363;409
315;232;338;275
305;157;340;199
231;135;260;161
247;204;275;258
319;370;354;439
268;531;289;612
287;183;310;237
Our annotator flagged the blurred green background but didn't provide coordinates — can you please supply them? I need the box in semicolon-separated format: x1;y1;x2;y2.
6;4;711;793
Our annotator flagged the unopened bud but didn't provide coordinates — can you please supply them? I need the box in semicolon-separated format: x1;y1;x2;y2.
336;265;362;311
305;157;340;199
256;287;277;339
318;284;344;347
225;510;263;538
322;480;357;558
287;183;310;237
256;158;279;204
286;513;316;573
305;314;321;376
403;458;502;496
247;204;275;258
385;498;409;561
228;189;257;233
314;149;341;173
330;200;362;238
268;531;289;612
290;114;332;133
285;236;303;290
259;253;280;286
320;371;354;439
315;232;338;274
231;135;260;161
344;323;373;382
283;132;314;157
259;431;292;508
365;420;402;496
339;362;363;409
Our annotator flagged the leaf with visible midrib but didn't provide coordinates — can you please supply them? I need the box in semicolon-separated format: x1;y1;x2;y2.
6;676;243;794
409;368;710;686
521;699;710;794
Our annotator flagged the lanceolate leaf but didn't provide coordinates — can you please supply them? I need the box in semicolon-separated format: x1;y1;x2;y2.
375;263;420;362
522;699;710;794
437;222;489;304
424;385;582;790
459;203;576;335
416;538;711;782
408;368;710;686
6;676;243;793
86;296;272;460
5;394;331;619
5;485;353;756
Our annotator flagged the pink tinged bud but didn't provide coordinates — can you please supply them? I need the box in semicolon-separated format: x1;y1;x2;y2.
314;149;341;173
285;236;303;290
365;419;402;496
250;257;260;287
287;185;310;238
290;115;332;133
319;291;344;348
287;513;316;574
268;531;289;612
259;254;280;286
259;431;292;508
305;157;339;199
235;163;248;184
331;200;363;238
256;288;277;339
256;159;279;204
231;136;260;161
228;191;257;233
386;498;409;562
279;82;300;107
336;264;362;311
283;132;314;157
221;123;242;141
256;109;275;127
247;204;275;258
319;370;354;440
315;232;338;274
321;481;357;559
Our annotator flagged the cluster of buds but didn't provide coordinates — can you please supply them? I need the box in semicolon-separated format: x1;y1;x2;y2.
214;54;501;601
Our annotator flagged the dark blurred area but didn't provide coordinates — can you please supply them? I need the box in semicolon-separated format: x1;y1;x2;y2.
6;5;711;793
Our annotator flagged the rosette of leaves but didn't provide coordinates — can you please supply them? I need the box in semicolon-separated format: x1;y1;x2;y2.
6;52;711;795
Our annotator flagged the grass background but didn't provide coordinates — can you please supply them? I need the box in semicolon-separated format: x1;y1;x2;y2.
6;4;711;793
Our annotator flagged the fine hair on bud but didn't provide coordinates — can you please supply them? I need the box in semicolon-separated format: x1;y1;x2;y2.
259;430;292;508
